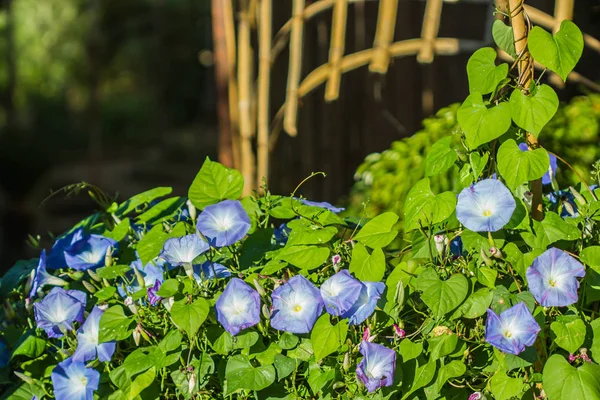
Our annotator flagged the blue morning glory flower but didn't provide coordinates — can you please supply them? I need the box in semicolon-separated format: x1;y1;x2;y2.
356;341;396;392
160;234;209;267
271;275;324;334
34;287;87;338
192;261;231;284
299;199;345;213
51;357;99;400
272;223;291;246
147;280;162;306
29;250;68;298
46;228;85;269
485;302;540;355
215;278;261;336
456;179;516;232
450;237;463;258
118;258;165;297
320;270;363;316
526;247;585;307
0;339;9;368
342;281;385;325
196;200;251;247
518;143;557;185
64;234;118;271
72;307;115;362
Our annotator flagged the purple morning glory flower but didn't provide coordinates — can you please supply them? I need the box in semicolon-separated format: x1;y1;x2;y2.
192;261;231;284
196;200;251;247
34;287;87;338
356;341;396;392
320;270;363;316
29;250;67;298
450;237;463;258
526;247;585;307
51;357;99;400
160;234;209;267
147;280;162;306
299;199;345;213
215;278;261;336
118;258;165;297
64;234;118;271
0;339;9;368
518;143;557;185
72;307;115;362
46;228;85;269
342;281;385;325
485;302;540;355
271;275;324;334
456;179;516;232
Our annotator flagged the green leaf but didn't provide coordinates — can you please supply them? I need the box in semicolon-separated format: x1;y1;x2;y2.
543;354;600;400
170;298;209;338
590;319;600;362
206;326;234;355
509;84;559;136
428;333;458;360
188;157;244;209
307;362;335;396
11;332;46;359
129;367;156;400
310;315;348;361
497;139;550;189
110;366;132;391
581;246;600;272
404;178;456;231
99;305;134;342
156;279;180;298
425;136;458;177
469;151;489;180
354;212;399;249
104;218;131;242
492;20;516;58
402;359;436;400
415;268;468;318
136;197;186;225
424;359;467;399
457;92;512;149
476;266;498;289
136;222;186;265
225;354;276;395
551;318;586;354
234;331;259;349
490;371;523;400
96;264;131;280
94;286;117;301
349;243;386;282
3;382;45;400
274;354;296;381
116;187;172;217
466;47;508;95
454;288;493;319
527;211;582;248
285;219;337;247
399;339;423;362
528;21;584;81
0;258;38;295
278;332;299;350
277;245;330;271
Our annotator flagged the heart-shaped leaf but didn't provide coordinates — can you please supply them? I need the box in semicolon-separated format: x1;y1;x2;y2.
225;355;276;395
543;354;600;400
415;268;468;318
551;318;586;354
528;20;584;81
404;178;456;231
457;92;512;149
467;47;508;95
497;139;550;189
425;136;458;177
492;20;517;58
509;84;559;136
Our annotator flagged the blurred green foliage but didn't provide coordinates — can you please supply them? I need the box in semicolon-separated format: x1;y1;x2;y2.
347;94;600;226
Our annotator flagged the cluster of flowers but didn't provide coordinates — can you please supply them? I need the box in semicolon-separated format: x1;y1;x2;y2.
455;178;587;355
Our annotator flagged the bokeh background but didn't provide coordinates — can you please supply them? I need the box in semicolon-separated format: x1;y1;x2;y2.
1;0;599;271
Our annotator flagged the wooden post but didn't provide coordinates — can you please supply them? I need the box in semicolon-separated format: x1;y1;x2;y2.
257;0;272;190
369;0;398;74
283;0;306;136
417;0;443;64
325;0;348;102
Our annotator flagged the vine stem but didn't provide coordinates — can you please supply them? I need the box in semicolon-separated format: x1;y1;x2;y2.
548;151;598;201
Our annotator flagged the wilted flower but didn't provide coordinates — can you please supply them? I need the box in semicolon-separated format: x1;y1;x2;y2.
485;302;540;355
449;237;463;258
298;199;345;213
196;200;251;247
64;234;118;271
271;275;324;334
0;339;9;368
518;143;557;185
580;348;591;363
568;353;578;363
468;392;485;400
215;278;261;336
147;280;162;306
356;341;396;392
320;270;363;316
526;247;585;307
393;324;405;339
72;307;115;362
34;287;86;338
51;357;99;400
160;234;209;266
192;261;231;284
29;250;67;298
331;254;342;266
456;179;516;232
46;228;85;269
341;281;385;325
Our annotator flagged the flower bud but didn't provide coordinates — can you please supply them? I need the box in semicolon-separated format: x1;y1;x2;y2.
489;247;503;259
103;278;110;287
434;235;446;255
393;324;406;339
523;191;533;210
14;371;35;385
133;328;141;346
133;265;146;289
343;352;351;372
332;381;345;390
186;199;197;222
480;248;493;266
253;279;267;298
362;327;370;342
468;392;485;400
568;353;578;363
432;326;453;337
580;348;592;363
188;373;197;394
97;303;109;311
82;280;97;294
125;296;138;314
570;186;586;206
161;296;175;311
262;304;271;320
87;269;101;282
105;246;114;267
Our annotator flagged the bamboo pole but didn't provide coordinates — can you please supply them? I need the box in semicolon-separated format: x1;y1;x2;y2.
257;0;271;190
222;0;241;170
508;0;543;221
369;0;399;74
238;0;256;194
417;0;443;64
324;0;348;102
283;0;305;136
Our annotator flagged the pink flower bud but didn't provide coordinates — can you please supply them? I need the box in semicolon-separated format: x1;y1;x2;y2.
393;324;406;339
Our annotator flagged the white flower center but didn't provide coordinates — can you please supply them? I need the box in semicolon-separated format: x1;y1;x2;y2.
216;215;234;231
